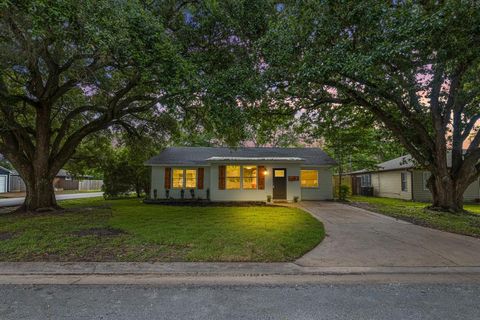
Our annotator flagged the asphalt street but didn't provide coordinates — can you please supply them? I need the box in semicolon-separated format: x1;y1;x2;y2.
0;192;103;207
1;283;479;320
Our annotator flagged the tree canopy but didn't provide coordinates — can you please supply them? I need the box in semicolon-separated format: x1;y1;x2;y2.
256;0;480;211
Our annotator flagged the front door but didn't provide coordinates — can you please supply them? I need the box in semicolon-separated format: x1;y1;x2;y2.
273;168;287;200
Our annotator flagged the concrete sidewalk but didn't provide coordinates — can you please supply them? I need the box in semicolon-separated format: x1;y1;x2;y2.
1;262;480;276
1;262;480;285
0;192;103;207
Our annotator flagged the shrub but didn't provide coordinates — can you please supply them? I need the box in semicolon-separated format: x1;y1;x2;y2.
338;185;350;201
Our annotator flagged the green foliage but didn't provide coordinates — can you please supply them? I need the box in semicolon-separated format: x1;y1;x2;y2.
338;185;350;201
101;135;160;198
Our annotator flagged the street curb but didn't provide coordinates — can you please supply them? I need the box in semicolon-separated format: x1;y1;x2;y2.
1;262;480;276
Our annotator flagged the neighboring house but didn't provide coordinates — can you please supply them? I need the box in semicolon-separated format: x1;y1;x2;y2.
9;169;102;192
351;155;480;202
145;147;336;202
0;166;11;193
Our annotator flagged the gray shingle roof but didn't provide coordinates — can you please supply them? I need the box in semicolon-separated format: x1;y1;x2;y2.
350;155;415;174
145;147;336;166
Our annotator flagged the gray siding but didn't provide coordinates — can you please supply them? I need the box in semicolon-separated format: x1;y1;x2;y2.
371;171;412;200
412;170;480;202
300;167;333;200
150;164;333;202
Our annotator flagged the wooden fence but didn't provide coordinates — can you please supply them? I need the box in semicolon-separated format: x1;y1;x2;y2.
79;180;103;191
332;175;353;197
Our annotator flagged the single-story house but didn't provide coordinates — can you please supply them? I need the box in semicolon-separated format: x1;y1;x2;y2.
351;155;480;202
145;147;336;202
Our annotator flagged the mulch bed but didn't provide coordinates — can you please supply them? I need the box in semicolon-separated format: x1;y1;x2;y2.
143;199;279;207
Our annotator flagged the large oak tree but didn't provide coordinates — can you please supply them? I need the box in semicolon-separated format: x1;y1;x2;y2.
0;0;274;211
0;1;192;211
259;0;480;212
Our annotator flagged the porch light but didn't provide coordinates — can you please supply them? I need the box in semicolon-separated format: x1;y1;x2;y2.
263;169;268;175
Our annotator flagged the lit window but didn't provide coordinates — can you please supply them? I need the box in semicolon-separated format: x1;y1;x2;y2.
172;169;184;189
226;165;241;189
274;169;285;177
301;170;318;188
243;166;257;189
185;169;197;189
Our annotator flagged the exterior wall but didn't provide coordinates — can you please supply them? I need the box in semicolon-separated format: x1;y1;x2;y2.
301;167;333;200
412;170;480;202
150;166;210;200
150;164;333;202
371;170;412;200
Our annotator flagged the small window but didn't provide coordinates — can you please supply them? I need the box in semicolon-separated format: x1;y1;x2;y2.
301;170;318;188
185;169;197;189
226;165;241;189
172;169;184;189
243;166;257;189
401;172;408;192
274;169;285;177
360;174;371;187
423;171;431;191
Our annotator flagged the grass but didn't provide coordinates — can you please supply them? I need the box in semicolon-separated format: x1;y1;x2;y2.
0;197;324;262
350;196;480;237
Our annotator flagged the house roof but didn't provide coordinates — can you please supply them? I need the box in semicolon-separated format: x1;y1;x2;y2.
351;155;415;174
145;147;336;166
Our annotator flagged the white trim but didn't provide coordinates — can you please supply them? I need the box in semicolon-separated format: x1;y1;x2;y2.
207;157;305;162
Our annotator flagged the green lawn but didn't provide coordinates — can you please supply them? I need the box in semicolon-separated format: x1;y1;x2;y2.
0;198;324;262
350;196;480;237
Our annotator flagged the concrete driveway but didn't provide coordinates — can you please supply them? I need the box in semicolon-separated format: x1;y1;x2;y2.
0;192;104;207
296;202;480;267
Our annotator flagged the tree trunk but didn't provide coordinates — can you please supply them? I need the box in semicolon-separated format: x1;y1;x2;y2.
428;174;465;213
21;174;58;212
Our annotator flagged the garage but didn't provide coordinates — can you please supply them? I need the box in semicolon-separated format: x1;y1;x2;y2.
0;166;11;193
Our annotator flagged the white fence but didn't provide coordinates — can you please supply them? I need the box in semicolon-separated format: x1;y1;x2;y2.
9;175;26;192
78;179;103;191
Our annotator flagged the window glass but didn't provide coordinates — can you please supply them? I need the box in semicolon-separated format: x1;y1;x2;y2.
274;169;285;177
185;169;197;189
361;174;371;187
401;172;408;191
243;166;257;189
226;165;241;189
301;170;318;188
172;169;184;189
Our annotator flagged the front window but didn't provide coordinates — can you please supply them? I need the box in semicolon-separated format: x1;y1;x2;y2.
172;169;184;189
301;170;318;188
226;165;241;189
401;172;408;192
185;169;197;189
243;166;257;189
